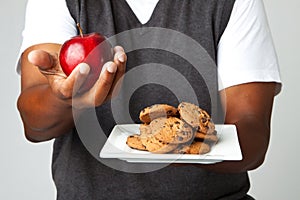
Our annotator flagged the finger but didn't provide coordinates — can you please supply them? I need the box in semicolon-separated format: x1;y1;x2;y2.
58;63;90;98
93;62;117;105
113;46;126;80
106;46;127;99
113;46;127;64
28;50;57;70
73;62;117;108
105;68;125;101
104;61;118;74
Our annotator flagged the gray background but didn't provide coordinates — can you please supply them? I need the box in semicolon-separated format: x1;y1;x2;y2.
0;0;299;199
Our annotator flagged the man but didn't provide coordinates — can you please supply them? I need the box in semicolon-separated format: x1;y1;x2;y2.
17;0;281;199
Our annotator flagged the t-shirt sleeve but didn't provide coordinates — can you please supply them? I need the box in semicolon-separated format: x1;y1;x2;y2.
217;0;282;94
16;0;77;73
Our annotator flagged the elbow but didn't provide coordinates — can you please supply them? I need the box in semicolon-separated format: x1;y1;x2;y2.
237;158;265;173
17;95;35;142
20;121;52;143
17;96;53;143
221;139;269;173
244;155;266;171
24;130;42;143
17;96;36;142
218;154;266;174
22;124;55;143
232;118;270;173
241;137;270;172
234;148;268;173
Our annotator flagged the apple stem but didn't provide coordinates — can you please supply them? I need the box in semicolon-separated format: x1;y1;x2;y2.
77;23;84;38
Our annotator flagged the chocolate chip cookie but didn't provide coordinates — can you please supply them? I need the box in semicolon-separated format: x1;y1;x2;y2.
178;102;215;134
149;117;194;144
194;131;218;144
127;102;218;155
139;104;178;123
142;136;179;153
126;134;147;151
188;141;211;154
172;141;211;155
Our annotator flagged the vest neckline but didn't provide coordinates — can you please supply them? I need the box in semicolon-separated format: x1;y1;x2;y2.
120;0;162;26
125;0;159;25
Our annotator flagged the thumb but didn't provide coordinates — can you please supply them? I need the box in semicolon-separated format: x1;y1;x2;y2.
28;50;57;70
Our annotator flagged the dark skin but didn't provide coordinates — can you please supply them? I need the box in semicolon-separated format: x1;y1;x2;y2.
17;43;127;141
198;82;276;173
17;43;278;173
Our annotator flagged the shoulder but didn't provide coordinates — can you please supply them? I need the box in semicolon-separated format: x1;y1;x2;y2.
21;0;77;49
17;0;77;73
230;0;267;23
26;0;67;11
217;0;282;93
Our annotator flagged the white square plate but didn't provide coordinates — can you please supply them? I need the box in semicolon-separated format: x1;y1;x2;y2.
100;124;242;164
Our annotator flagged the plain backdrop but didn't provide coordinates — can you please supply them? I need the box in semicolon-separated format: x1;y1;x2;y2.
1;0;299;199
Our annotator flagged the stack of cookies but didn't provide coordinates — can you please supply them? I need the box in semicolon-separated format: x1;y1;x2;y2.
126;102;218;154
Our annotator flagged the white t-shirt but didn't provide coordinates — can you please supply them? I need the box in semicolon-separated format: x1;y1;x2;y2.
18;0;282;92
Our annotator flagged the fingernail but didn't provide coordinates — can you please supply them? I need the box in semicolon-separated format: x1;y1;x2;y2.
79;63;90;75
107;63;117;73
27;51;36;63
118;54;125;63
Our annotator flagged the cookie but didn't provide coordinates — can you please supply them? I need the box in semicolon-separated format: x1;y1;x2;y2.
142;136;178;153
199;121;216;135
188;141;211;155
126;134;147;151
127;102;217;155
149;117;194;144
139;124;152;136
139;104;178;123
139;124;153;147
172;141;211;154
194;131;218;144
138;123;179;153
178;102;215;134
172;144;191;154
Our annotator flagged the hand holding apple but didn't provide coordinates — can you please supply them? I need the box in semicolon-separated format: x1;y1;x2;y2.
59;23;113;93
28;35;126;109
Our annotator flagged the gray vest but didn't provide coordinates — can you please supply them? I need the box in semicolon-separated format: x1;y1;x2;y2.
52;0;253;199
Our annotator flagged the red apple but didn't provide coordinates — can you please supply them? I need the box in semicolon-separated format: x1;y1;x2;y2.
59;23;113;93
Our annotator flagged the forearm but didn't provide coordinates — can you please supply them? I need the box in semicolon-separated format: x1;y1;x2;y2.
17;44;126;142
193;82;277;173
17;84;75;142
